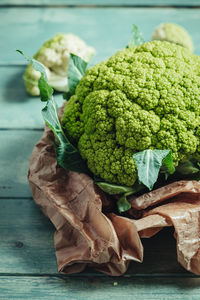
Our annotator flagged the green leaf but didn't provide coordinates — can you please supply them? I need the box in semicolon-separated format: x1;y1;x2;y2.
16;49;48;81
96;182;135;195
127;24;145;48
18;50;89;173
117;194;131;213
176;160;200;175
96;181;143;196
68;53;88;97
31;59;48;81
162;151;175;174
96;181;145;213
42;97;89;173
133;149;175;190
160;151;175;180
17;49;52;101
63;91;72;101
38;73;53;102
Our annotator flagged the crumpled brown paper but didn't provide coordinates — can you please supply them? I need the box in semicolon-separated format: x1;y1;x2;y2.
28;125;200;276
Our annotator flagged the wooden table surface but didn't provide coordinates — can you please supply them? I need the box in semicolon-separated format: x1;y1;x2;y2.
1;0;200;299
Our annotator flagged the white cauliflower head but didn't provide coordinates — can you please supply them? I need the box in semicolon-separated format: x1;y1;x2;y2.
152;23;194;52
23;33;95;96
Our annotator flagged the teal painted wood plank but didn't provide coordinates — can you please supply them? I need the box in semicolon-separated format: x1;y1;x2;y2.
0;131;42;197
0;66;64;129
0;198;189;275
1;0;200;7
0;199;58;274
1;7;200;66
1;276;200;300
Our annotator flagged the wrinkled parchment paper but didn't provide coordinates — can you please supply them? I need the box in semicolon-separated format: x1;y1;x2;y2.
28;125;200;276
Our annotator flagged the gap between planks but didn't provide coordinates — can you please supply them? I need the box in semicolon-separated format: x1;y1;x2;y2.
1;4;200;8
0;196;32;200
0;128;43;131
0;273;199;278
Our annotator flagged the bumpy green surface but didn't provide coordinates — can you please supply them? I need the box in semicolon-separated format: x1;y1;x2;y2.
62;41;200;186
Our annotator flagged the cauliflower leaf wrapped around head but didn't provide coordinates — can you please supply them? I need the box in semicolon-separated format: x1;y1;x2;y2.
62;41;200;186
23;33;95;96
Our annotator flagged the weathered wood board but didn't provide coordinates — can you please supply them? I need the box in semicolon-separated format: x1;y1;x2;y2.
1;276;200;300
0;131;42;197
1;0;200;7
1;7;200;66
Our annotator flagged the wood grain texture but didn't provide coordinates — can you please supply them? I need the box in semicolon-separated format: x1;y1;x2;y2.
0;199;57;274
1;276;200;300
1;7;200;66
1;0;200;7
0;131;42;197
0;198;189;275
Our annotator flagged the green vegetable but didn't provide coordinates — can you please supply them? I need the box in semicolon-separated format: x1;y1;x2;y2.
38;73;53;102
17;49;53;101
16;49;47;78
62;40;200;187
42;98;88;173
96;181;140;195
117;195;131;213
127;24;145;48
96;181;144;212
133;149;174;190
18;29;200;214
176;160;200;175
17;50;88;173
23;33;95;96
152;23;194;52
63;53;88;100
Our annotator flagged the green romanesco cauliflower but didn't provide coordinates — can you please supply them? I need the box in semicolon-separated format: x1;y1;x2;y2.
152;23;194;52
24;33;95;96
62;40;200;186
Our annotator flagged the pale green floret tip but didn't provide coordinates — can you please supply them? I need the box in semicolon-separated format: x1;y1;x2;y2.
152;23;194;52
23;33;95;96
62;41;200;186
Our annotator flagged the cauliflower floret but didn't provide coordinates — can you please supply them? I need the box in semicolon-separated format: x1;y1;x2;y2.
152;23;194;52
62;41;200;186
23;33;95;96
